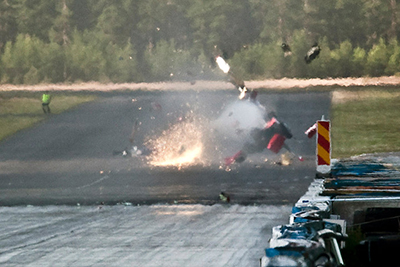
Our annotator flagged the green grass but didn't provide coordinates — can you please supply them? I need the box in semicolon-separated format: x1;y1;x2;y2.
332;89;400;158
0;93;97;141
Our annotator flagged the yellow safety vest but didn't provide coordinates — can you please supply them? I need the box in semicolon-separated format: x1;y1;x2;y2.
42;94;51;104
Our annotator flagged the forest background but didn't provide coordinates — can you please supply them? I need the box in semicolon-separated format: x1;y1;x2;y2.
1;0;400;85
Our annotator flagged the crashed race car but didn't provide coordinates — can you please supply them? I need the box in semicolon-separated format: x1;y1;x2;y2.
224;112;297;166
214;55;303;166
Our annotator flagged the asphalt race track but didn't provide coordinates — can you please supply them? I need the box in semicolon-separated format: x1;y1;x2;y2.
0;90;331;206
0;89;332;266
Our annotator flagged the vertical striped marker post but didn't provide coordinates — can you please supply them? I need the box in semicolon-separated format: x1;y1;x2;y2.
316;119;331;176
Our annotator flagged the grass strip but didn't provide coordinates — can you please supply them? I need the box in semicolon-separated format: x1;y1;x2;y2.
0;93;97;141
332;89;400;158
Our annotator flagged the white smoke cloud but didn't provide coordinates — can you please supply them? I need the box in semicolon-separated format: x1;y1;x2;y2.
211;100;266;146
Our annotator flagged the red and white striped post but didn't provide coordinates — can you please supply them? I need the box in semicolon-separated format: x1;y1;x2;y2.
316;118;331;176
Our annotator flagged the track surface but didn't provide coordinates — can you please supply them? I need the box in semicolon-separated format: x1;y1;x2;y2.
0;90;330;206
0;90;330;266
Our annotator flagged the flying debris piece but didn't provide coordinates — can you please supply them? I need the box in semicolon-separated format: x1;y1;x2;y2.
305;43;321;64
216;56;230;73
305;123;317;138
215;55;249;99
112;145;150;157
130;146;143;157
113;148;130;157
238;87;248;100
219;191;231;203
224;151;246;166
281;42;292;57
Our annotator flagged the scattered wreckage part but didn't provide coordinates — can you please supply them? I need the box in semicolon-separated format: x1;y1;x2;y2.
113;150;129;157
305;123;317;138
267;134;286;154
229;73;246;91
281;42;293;57
215;56;230;74
131;146;142;156
305;43;321;64
224;151;246;166
238;86;248;100
219;191;230;203
281;42;291;52
277;153;292;166
113;145;151;158
224;156;236;167
215;55;249;99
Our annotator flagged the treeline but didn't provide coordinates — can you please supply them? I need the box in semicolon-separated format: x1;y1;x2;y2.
1;0;400;84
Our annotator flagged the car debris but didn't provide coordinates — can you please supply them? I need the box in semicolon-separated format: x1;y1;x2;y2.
305;43;321;64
